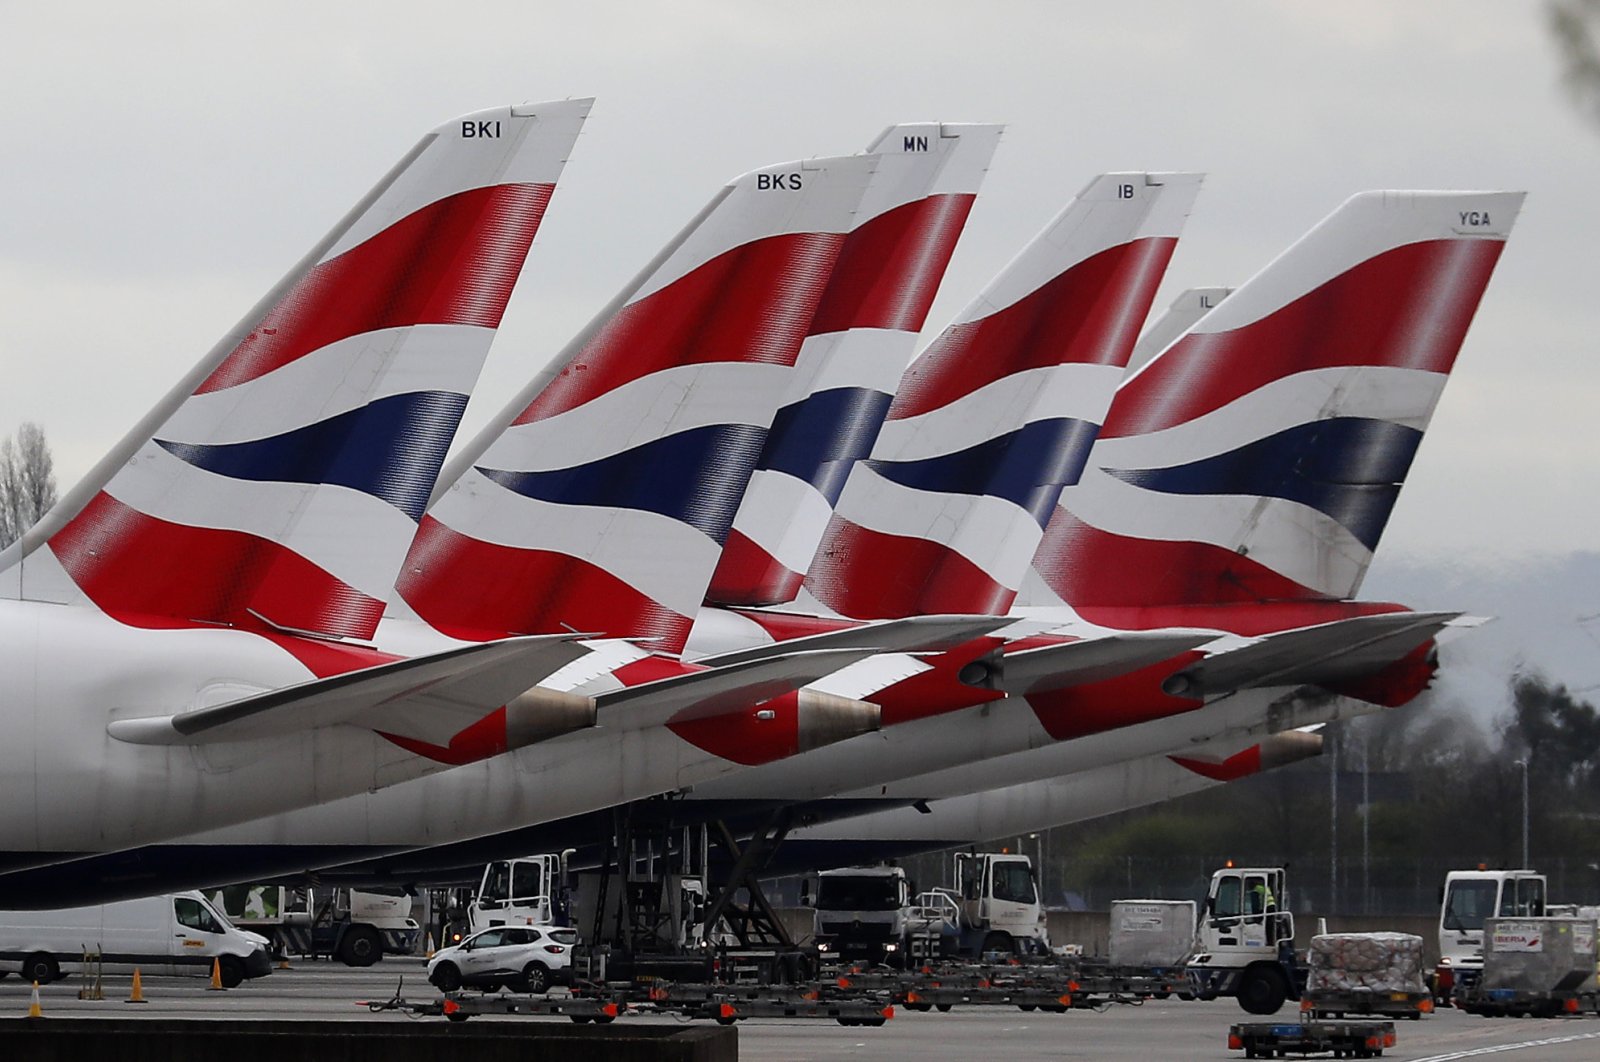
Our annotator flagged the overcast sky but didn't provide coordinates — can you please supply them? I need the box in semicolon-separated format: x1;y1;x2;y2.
3;0;1596;584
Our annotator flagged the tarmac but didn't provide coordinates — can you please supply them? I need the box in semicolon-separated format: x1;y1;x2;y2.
6;956;1600;1060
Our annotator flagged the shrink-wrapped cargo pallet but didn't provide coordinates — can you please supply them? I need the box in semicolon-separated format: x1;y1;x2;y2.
1109;900;1196;967
1306;932;1427;995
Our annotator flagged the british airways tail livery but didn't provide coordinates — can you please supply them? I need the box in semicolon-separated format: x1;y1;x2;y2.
0;101;600;866
1;100;592;639
1124;285;1232;377
1029;191;1524;610
707;123;1003;608
796;172;1203;620
392;151;881;654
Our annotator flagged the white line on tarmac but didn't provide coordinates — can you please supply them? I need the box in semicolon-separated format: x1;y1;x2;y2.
1408;1029;1600;1061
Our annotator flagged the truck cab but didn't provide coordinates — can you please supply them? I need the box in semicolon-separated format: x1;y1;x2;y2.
812;866;913;964
951;852;1048;956
468;854;571;935
1187;866;1299;1015
1436;869;1546;998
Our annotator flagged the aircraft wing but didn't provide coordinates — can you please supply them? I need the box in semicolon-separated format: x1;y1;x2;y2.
106;634;594;746
1160;611;1462;699
594;647;886;729
694;614;1011;668
1003;631;1219;695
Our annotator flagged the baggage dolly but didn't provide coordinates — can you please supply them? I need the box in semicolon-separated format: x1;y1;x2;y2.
1228;1019;1397;1058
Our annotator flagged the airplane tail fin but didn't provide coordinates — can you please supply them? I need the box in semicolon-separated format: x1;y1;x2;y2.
798;172;1203;619
1125;286;1232;376
1031;190;1524;608
2;100;591;640
394;150;879;653
707;123;1003;607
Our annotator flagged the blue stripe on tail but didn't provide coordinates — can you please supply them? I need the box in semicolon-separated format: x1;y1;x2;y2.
477;422;769;543
155;390;469;521
1105;417;1423;550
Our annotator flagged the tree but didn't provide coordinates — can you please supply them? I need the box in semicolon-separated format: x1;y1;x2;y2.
1550;0;1600;130
0;422;58;548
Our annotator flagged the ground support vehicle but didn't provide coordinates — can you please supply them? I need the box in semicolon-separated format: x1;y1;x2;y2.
363;983;626;1024
1300;989;1433;1020
1434;869;1548;1003
426;924;576;993
1452;915;1599;1017
0;891;270;987
1186;866;1306;1014
1453;984;1600;1017
212;886;420;967
1228;1019;1396;1058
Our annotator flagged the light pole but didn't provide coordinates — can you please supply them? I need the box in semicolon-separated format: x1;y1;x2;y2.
1517;758;1530;869
1029;833;1044;904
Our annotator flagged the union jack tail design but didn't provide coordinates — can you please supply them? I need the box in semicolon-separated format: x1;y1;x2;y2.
706;123;1003;608
3;101;592;640
797;172;1203;620
394;152;880;653
1029;190;1525;608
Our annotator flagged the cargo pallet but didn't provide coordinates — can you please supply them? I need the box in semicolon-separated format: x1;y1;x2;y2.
1228;1019;1397;1058
1301;989;1433;1020
831;958;1180;1012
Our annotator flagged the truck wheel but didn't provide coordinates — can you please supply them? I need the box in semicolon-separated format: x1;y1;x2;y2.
22;952;59;985
431;962;462;992
981;932;1014;957
521;962;550;994
338;925;381;967
218;955;246;989
1237;966;1288;1015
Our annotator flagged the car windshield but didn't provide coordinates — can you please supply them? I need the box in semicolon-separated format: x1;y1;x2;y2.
1444;880;1500;931
816;875;900;911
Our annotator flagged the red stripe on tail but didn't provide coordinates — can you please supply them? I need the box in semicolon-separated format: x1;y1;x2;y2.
1102;239;1504;437
808;194;976;336
198;183;554;394
1031;510;1325;609
49;492;385;637
889;237;1177;420
512;232;848;425
397;516;693;649
804;519;1014;619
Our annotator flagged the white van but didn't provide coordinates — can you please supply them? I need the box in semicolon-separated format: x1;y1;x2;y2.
0;890;272;987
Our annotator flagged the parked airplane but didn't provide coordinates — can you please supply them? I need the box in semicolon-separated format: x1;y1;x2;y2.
0;100;597;873
0;123;1007;905
359;189;1523;883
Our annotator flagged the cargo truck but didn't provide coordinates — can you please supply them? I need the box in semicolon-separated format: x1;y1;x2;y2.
812;853;1049;964
210;885;421;967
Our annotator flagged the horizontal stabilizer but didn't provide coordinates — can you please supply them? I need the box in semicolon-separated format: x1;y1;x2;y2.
107;634;593;746
1161;611;1461;698
596;647;885;729
695;614;1010;668
1004;630;1217;695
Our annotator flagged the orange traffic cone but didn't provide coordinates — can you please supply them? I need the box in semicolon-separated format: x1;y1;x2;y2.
424;932;436;960
126;968;147;1004
207;957;225;991
26;980;42;1018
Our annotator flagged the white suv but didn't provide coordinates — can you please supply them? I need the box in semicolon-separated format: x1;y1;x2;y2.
427;925;576;993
